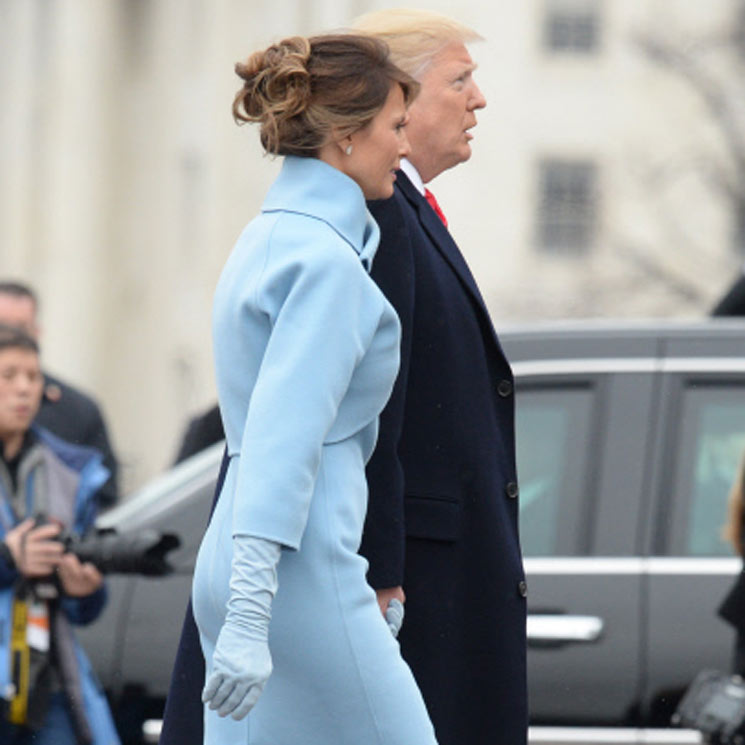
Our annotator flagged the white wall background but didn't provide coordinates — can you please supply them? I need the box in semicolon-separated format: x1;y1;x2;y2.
1;0;742;491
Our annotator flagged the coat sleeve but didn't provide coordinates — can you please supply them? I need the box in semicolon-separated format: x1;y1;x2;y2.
60;585;107;626
0;544;18;587
231;224;385;549
360;194;415;589
61;469;109;625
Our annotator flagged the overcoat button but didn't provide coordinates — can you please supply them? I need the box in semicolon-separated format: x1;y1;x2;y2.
505;482;519;499
518;581;528;598
45;383;63;402
497;379;513;398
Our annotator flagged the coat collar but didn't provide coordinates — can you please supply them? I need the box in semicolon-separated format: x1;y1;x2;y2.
394;170;491;317
262;156;380;270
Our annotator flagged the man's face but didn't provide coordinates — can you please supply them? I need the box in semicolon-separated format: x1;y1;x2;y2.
0;347;43;441
0;294;38;339
405;42;486;183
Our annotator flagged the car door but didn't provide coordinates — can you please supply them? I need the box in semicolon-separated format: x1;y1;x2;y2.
644;360;745;724
516;362;655;725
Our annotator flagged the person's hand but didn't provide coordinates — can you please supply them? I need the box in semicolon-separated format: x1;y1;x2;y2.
4;519;64;578
385;598;405;638
201;534;281;720
56;553;104;597
376;586;406;637
203;625;273;719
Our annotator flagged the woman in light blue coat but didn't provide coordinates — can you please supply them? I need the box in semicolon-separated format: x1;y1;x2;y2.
191;34;438;745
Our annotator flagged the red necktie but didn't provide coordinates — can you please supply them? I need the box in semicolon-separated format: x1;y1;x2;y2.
424;188;448;228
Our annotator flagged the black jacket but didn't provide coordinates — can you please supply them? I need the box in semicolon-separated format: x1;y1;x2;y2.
361;172;527;745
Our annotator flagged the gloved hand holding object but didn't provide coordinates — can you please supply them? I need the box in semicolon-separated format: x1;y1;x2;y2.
385;597;404;638
202;535;281;720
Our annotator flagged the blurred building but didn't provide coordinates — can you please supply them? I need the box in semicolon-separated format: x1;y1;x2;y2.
442;0;745;322
1;0;744;490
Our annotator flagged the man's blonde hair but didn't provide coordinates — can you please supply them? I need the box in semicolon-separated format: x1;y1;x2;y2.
351;8;483;80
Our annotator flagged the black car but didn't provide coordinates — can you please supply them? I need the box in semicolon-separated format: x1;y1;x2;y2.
78;320;745;744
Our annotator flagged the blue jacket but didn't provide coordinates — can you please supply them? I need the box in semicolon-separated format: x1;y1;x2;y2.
211;155;393;550
0;426;120;745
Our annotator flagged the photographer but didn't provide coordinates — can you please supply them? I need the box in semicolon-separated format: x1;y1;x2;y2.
0;324;119;745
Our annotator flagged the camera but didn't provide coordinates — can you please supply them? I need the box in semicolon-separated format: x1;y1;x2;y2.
35;514;181;576
61;528;181;576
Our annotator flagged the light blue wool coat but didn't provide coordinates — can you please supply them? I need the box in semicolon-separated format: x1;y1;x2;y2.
192;156;438;745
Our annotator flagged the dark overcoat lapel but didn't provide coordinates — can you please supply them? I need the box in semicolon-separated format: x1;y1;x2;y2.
397;173;493;325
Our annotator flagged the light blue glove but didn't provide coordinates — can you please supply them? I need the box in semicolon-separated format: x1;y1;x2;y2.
202;535;281;720
385;597;404;638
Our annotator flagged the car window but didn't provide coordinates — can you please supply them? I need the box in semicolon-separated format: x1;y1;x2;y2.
515;383;595;557
668;383;745;557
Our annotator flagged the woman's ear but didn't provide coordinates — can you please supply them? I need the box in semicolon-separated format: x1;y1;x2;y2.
317;130;353;170
328;125;353;156
337;134;353;157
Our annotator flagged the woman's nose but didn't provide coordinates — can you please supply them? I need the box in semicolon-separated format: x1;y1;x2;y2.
399;130;412;158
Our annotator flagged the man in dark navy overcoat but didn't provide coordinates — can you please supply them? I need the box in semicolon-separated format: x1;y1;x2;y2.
355;9;527;745
159;10;527;745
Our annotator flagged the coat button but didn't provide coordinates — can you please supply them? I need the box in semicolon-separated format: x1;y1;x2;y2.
505;481;519;499
497;379;513;398
518;580;528;598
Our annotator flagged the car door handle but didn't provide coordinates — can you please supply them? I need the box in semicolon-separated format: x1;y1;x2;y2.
527;614;605;645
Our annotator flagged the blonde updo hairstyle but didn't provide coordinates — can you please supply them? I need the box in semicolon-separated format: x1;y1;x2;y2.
233;34;419;156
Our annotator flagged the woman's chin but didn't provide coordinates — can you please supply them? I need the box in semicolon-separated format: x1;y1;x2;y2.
369;182;394;201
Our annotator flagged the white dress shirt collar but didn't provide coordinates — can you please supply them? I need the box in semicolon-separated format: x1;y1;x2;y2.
400;159;425;196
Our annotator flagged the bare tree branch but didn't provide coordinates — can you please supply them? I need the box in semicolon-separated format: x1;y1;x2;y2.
634;31;745;183
613;238;709;304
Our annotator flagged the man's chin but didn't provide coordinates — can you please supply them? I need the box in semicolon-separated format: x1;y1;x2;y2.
446;146;473;172
448;144;473;169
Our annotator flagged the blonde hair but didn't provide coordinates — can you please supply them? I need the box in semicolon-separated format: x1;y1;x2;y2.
351;8;483;79
233;34;418;156
724;453;745;555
